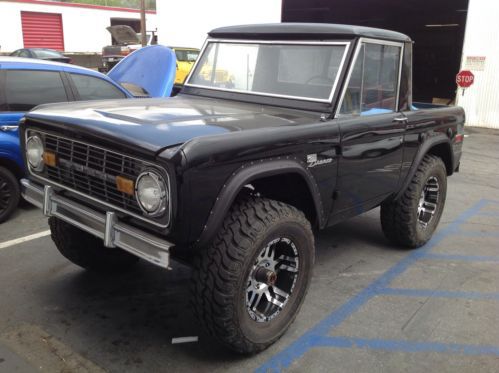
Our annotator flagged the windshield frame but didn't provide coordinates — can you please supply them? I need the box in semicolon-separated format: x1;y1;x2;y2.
184;39;351;104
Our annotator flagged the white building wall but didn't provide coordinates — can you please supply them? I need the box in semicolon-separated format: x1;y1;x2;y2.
456;0;499;129
0;1;157;53
156;0;282;48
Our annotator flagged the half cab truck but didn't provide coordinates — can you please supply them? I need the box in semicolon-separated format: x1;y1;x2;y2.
20;24;464;353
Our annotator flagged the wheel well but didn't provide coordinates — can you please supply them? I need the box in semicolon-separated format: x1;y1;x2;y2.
0;158;24;179
243;173;318;226
427;143;453;175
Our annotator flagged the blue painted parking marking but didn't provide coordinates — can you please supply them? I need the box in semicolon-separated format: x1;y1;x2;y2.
380;287;499;301
257;199;498;373
476;211;499;217
315;336;499;356
423;253;499;262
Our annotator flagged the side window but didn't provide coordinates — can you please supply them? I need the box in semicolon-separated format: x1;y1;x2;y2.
5;70;68;111
70;74;127;100
340;42;401;116
19;50;30;58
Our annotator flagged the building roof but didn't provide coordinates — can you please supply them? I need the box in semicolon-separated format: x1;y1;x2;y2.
209;23;411;42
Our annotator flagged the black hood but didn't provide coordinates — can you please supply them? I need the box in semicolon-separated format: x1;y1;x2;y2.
25;95;323;156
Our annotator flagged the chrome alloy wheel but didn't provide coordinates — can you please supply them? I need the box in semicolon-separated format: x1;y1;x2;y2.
246;237;300;323
417;176;440;229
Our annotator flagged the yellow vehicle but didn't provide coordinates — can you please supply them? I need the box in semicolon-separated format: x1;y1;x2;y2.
171;47;200;86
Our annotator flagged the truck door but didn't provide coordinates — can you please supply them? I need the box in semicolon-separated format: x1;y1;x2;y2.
331;40;406;221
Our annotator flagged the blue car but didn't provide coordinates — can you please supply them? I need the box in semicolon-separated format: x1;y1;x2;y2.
0;46;176;222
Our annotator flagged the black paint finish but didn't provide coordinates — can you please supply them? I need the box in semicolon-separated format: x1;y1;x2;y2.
20;24;465;250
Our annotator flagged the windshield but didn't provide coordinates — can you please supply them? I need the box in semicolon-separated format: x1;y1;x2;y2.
33;49;64;58
187;41;348;101
175;49;199;62
136;33;153;45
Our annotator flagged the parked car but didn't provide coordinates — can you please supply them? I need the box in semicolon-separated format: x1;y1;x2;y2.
20;23;464;353
0;46;176;222
9;48;71;64
170;47;199;94
101;25;156;71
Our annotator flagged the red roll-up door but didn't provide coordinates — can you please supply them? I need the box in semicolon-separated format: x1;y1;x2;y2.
21;11;65;51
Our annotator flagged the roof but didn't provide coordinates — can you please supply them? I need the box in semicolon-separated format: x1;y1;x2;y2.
209;23;411;42
0;57;110;79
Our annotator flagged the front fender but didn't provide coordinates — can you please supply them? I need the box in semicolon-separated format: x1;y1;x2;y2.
0;129;25;171
195;158;324;248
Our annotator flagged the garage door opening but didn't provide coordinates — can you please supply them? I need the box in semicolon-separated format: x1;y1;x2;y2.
282;0;469;103
21;11;65;51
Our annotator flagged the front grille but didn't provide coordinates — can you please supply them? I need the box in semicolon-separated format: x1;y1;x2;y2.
43;133;145;215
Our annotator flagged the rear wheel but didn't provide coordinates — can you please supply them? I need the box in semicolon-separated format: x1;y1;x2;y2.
49;217;138;272
0;166;20;223
191;196;314;354
381;155;447;248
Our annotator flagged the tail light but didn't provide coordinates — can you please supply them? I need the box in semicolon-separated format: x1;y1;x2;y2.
120;46;131;56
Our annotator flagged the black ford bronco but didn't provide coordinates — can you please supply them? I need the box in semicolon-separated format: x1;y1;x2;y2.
20;24;464;353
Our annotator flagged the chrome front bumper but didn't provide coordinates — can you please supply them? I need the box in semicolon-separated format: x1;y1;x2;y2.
21;179;172;269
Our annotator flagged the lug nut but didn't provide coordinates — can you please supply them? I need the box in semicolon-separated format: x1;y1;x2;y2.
254;266;277;286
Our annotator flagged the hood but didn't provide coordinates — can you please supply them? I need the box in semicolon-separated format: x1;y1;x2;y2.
108;45;176;98
106;25;140;45
25;96;321;156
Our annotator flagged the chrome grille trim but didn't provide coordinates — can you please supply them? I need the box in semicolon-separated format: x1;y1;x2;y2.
26;130;170;228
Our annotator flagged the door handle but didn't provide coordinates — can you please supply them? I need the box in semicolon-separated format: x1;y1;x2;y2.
393;116;408;123
0;125;18;132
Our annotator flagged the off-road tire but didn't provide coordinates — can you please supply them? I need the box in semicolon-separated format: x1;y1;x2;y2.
381;155;447;248
49;217;138;272
191;196;314;354
0;166;20;223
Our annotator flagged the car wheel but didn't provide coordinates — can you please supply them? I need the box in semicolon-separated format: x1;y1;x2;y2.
191;196;315;354
380;155;447;248
0;166;20;223
49;217;138;272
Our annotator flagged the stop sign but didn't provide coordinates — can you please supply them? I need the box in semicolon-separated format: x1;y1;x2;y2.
456;70;475;88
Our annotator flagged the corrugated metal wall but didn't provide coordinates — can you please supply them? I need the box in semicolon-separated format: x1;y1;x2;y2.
21;11;65;51
456;0;499;129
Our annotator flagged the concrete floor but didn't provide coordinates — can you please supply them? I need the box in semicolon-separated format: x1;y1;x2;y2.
0;127;498;372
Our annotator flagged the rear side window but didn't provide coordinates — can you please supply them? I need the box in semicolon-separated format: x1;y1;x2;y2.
340;42;402;116
19;50;30;58
4;70;68;111
70;74;126;100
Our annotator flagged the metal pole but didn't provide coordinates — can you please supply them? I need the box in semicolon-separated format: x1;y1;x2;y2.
140;0;147;47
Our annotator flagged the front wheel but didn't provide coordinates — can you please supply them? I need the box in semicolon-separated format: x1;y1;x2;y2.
191;197;315;354
0;166;20;223
381;155;447;248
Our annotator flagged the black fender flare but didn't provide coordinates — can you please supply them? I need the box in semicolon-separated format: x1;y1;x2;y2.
395;134;453;200
195;158;325;248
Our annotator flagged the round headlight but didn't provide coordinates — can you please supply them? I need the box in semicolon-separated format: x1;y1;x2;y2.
26;134;44;171
135;171;167;217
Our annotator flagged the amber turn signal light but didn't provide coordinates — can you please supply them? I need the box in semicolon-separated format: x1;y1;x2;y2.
116;175;135;196
42;151;57;167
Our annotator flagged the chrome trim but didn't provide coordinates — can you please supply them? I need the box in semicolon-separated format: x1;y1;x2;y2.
26;133;45;172
104;212;117;248
25;129;171;229
396;42;405;111
135;170;168;217
21;179;173;269
334;37;405;118
43;185;53;216
184;38;351;104
0;125;18;132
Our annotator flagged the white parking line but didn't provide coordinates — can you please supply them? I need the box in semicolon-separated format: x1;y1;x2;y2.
0;230;51;251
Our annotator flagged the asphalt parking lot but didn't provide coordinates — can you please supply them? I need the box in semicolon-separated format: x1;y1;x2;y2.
0;127;498;373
